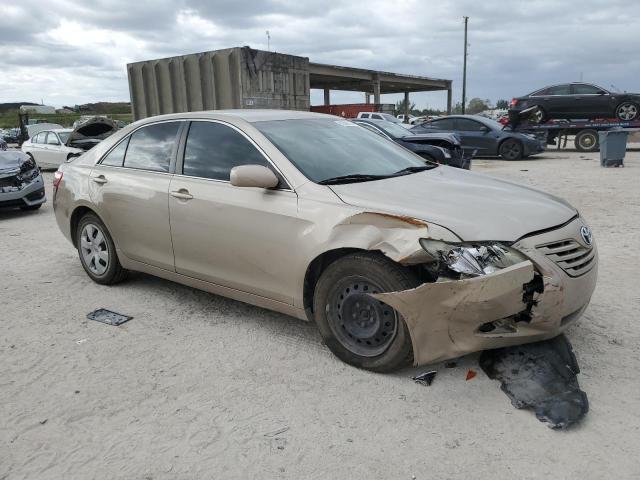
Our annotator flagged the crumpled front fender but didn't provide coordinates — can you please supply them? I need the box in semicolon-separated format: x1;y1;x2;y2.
372;261;567;365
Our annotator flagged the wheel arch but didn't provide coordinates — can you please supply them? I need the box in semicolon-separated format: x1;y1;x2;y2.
303;247;372;320
70;205;99;248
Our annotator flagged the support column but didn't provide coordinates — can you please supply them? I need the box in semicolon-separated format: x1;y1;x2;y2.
447;86;452;115
404;91;410;122
323;88;330;106
373;74;381;104
365;93;370;104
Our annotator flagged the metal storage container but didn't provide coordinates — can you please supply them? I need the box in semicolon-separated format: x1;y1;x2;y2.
127;47;310;120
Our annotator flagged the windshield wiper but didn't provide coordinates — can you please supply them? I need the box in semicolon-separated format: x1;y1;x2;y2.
392;165;436;176
318;174;391;185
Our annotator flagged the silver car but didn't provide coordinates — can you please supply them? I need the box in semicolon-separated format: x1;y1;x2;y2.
52;110;597;371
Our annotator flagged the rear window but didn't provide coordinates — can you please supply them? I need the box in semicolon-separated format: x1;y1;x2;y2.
123;122;180;172
101;138;130;167
429;118;456;130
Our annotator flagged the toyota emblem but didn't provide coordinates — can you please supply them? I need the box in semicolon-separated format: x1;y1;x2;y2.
580;226;593;246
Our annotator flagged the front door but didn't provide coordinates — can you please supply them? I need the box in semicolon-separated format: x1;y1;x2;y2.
454;118;498;155
88;121;183;270
571;84;614;118
168;120;299;304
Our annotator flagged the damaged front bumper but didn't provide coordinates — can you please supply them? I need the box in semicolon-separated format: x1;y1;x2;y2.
373;218;598;366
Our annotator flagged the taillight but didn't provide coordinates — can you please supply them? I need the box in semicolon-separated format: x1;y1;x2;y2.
510;98;518;107
53;171;63;189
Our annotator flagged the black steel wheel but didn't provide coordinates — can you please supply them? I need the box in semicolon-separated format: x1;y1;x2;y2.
312;252;420;372
499;139;524;160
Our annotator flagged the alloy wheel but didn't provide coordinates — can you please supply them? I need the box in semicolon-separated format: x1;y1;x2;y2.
500;140;522;160
80;223;109;276
617;103;638;121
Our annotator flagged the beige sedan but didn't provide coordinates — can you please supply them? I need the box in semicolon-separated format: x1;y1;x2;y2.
53;110;597;371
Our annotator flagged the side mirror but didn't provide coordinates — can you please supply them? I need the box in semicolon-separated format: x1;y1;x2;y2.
230;164;279;189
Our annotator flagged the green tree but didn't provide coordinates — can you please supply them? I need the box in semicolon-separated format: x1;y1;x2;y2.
467;98;489;114
495;99;509;109
395;99;417;116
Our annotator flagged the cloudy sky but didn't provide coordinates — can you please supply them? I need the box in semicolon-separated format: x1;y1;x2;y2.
1;0;638;110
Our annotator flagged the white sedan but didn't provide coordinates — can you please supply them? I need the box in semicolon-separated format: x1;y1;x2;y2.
21;129;83;167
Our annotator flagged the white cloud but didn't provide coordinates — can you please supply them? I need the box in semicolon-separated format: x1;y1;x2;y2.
0;0;638;109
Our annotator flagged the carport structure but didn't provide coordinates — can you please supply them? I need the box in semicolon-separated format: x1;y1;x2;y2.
309;62;453;115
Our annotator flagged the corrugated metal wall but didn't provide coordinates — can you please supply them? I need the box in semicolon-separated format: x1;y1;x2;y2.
127;47;310;120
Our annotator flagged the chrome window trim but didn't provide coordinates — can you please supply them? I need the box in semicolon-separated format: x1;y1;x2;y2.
176;118;294;192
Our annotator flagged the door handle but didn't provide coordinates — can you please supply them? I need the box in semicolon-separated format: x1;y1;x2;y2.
91;175;107;184
170;189;193;200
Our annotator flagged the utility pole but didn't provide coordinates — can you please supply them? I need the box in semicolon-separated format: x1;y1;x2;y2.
462;16;469;114
266;30;271;51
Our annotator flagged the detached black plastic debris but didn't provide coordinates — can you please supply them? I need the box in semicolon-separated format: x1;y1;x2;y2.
87;308;133;326
412;370;437;386
479;334;588;429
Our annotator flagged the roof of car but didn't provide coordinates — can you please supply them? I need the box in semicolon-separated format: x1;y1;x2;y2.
134;109;337;124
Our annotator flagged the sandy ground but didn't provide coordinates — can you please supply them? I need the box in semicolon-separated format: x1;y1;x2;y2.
2;148;639;480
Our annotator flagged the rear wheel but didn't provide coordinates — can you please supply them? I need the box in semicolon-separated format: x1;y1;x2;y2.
312;252;420;372
76;213;127;285
499;139;524;160
616;102;639;121
532;106;547;124
574;130;599;152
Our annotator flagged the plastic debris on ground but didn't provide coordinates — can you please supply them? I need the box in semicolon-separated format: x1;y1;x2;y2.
465;369;477;381
86;308;133;326
412;371;437;386
479;334;588;429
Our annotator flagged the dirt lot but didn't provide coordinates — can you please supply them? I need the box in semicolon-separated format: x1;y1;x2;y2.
2;149;639;479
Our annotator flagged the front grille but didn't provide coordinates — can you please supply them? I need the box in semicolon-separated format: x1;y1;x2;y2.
536;239;595;277
0;175;19;189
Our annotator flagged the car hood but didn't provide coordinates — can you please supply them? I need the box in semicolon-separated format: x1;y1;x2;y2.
329;166;577;241
66;116;118;149
0;151;35;177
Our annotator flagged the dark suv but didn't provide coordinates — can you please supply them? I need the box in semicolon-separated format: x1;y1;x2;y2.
510;83;640;123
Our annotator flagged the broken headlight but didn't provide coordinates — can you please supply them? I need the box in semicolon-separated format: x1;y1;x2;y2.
419;239;528;276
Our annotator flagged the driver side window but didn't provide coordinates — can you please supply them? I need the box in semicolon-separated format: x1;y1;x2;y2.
46;133;60;145
182;121;285;187
456;119;485;131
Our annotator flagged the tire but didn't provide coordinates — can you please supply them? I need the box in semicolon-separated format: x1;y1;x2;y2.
616;102;639;121
498;138;524;160
574;130;599;152
312;252;420;372
20;204;42;211
532;106;546;124
76;212;128;285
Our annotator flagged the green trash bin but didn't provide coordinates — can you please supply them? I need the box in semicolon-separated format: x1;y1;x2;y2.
599;129;628;167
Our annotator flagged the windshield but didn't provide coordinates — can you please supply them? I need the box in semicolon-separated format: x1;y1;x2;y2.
57;132;71;143
255;119;429;183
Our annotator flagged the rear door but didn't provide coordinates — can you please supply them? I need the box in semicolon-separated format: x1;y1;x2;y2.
533;84;573;116
88;121;182;271
29;132;47;163
44;132;67;165
168;120;299;303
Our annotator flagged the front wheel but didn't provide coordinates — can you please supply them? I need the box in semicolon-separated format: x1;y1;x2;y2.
499;139;524;160
312;252;420;372
76;213;128;285
616;102;639;121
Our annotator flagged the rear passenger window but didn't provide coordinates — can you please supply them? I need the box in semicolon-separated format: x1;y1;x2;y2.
101;138;129;167
123;122;180;172
372;114;383;120
547;85;571;95
183;121;271;181
429;118;456;130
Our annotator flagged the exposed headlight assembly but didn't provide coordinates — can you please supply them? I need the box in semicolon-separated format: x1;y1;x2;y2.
433;146;451;158
419;239;528;276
